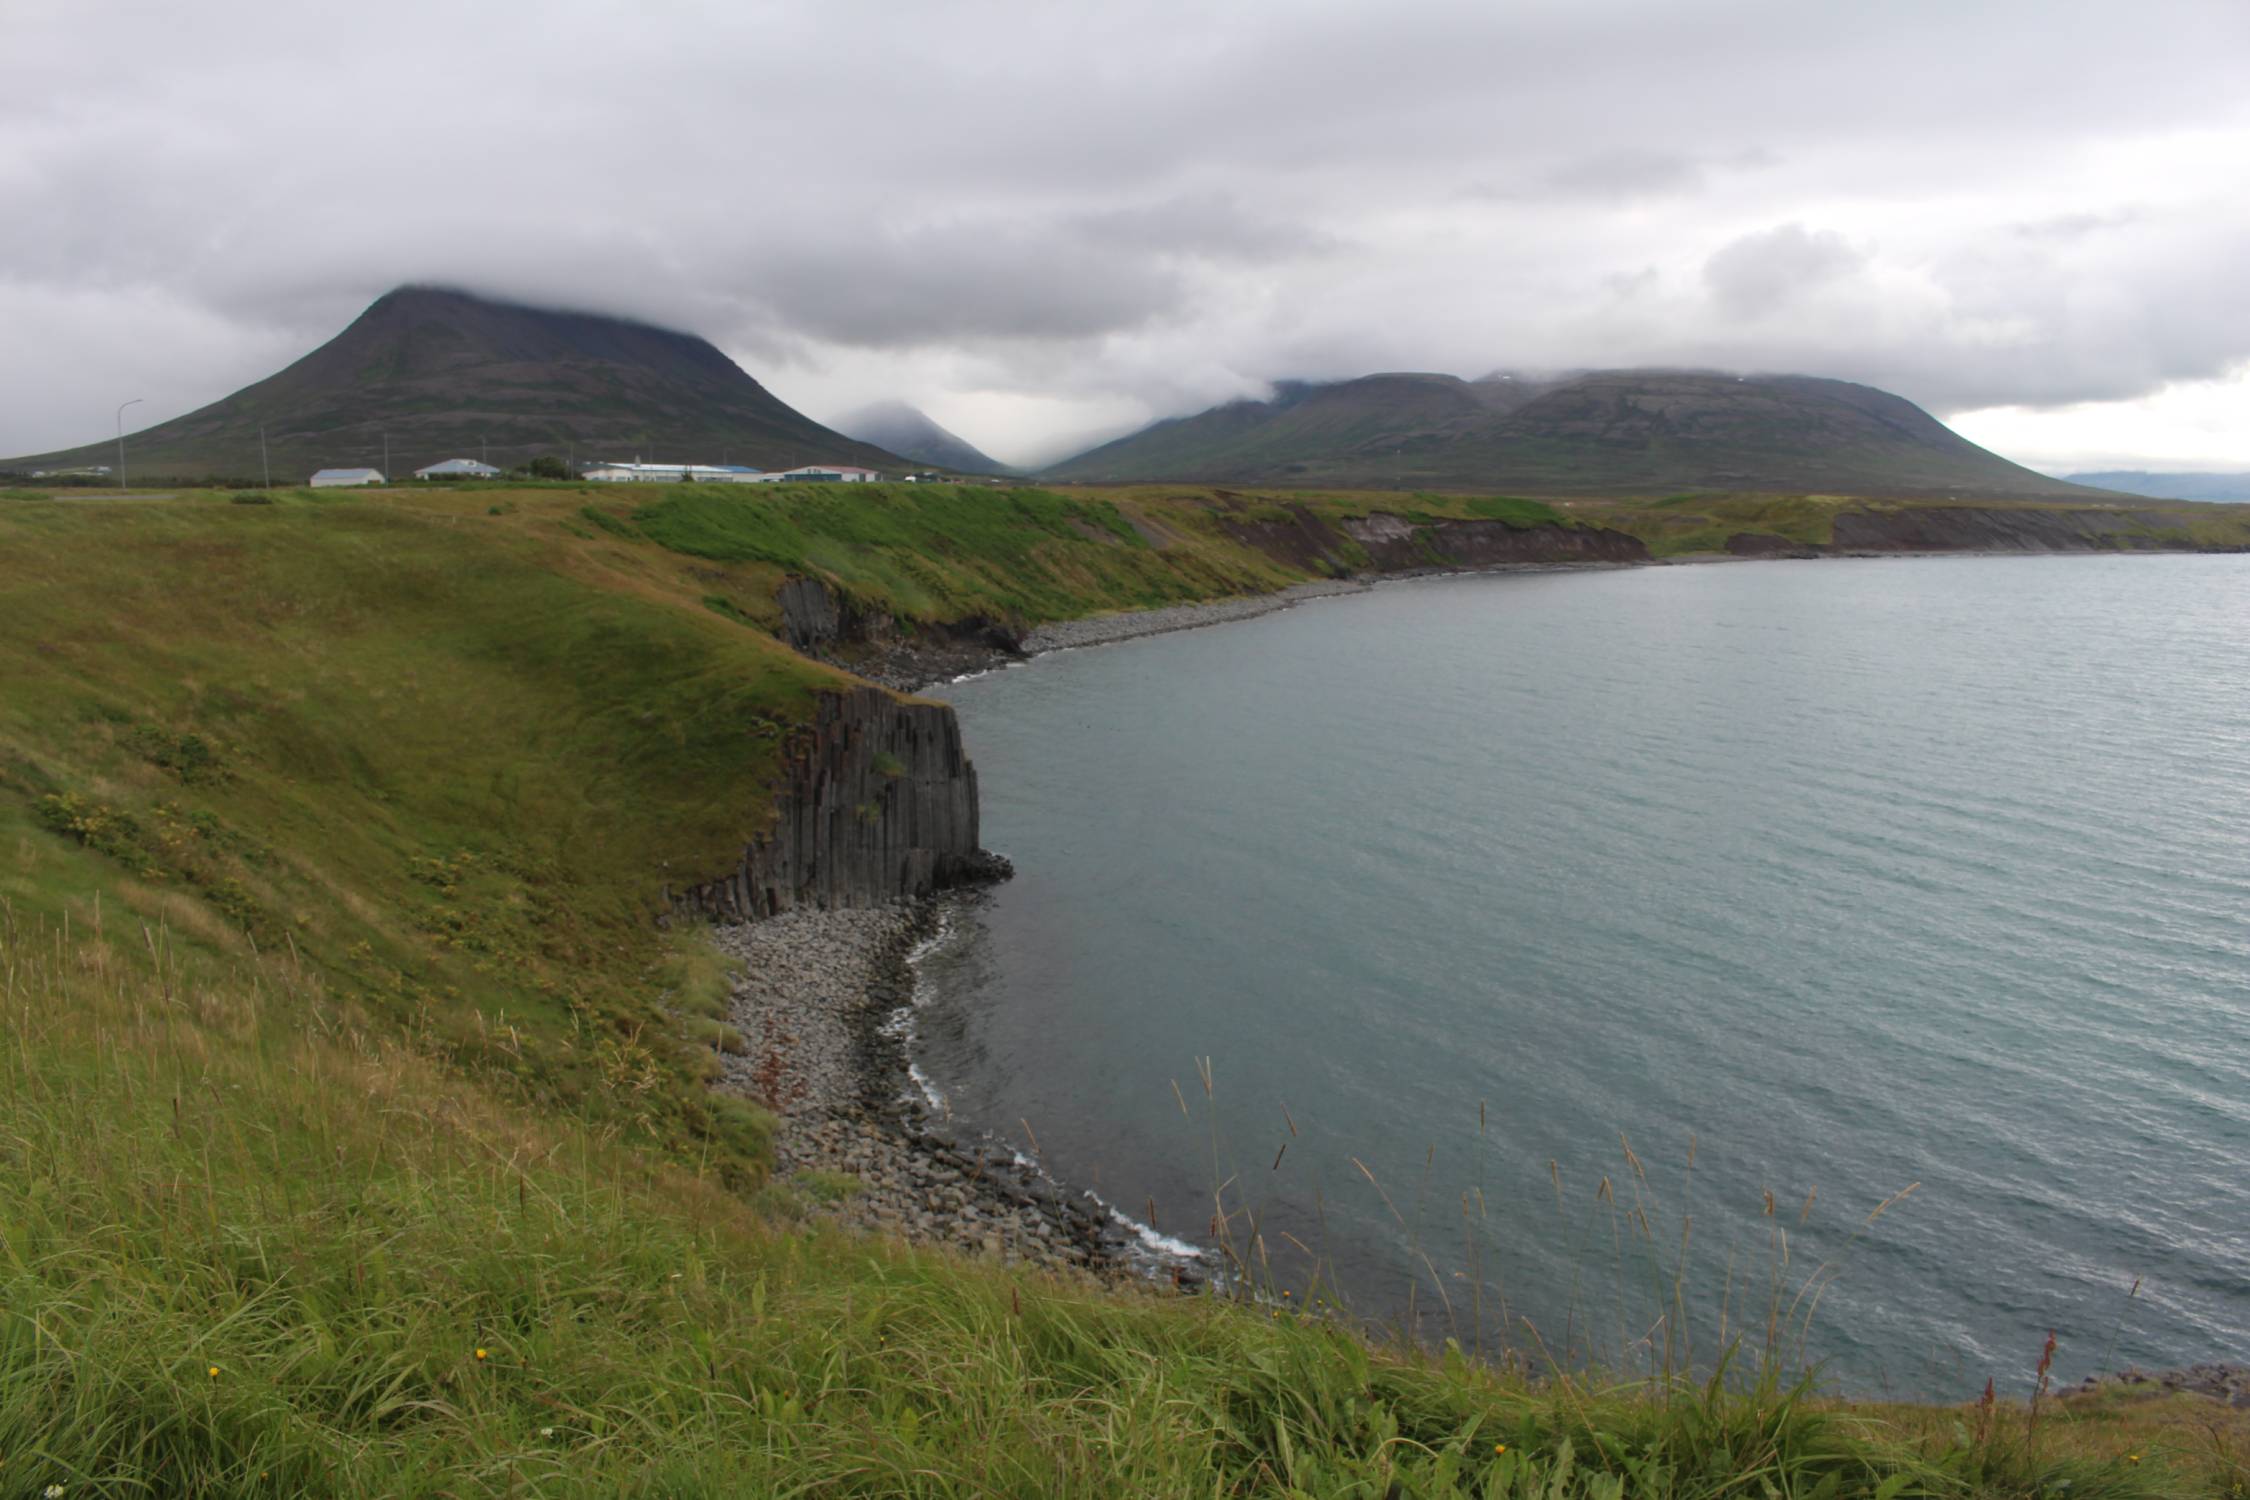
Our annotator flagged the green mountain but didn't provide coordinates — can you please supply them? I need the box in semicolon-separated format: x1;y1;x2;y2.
832;400;1017;474
1;286;907;483
1043;369;2104;498
2064;470;2250;503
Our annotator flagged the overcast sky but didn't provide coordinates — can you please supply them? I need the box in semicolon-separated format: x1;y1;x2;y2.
5;0;2247;470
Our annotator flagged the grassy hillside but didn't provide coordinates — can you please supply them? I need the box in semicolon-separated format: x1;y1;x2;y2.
13;910;2231;1495
1561;491;2250;558
0;483;2242;1494
0;488;849;1177
618;481;1306;620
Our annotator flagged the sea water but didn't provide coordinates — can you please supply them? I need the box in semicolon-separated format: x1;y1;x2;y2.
915;555;2250;1397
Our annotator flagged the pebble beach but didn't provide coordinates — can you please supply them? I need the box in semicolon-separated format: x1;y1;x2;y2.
712;903;1200;1282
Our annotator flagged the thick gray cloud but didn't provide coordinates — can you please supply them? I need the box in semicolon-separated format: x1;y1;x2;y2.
1704;226;1866;319
3;0;2247;467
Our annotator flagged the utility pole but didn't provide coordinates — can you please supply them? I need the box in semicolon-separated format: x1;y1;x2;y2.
383;433;391;483
115;398;142;488
260;425;271;489
481;434;489;467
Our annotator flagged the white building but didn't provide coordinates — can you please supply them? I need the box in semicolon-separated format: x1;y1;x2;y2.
581;460;884;484
762;465;883;483
309;468;385;488
582;461;768;483
414;458;503;480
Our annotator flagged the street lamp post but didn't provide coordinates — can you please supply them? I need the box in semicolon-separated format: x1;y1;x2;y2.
115;398;143;489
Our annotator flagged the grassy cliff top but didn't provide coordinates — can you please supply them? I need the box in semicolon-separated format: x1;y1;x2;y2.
0;481;2241;1494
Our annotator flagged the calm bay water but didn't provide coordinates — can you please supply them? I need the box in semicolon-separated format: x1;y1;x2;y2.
919;556;2250;1397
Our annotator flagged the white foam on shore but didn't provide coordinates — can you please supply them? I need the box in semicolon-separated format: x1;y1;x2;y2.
1077;1182;1208;1264
896;896;1206;1272
882;909;958;1114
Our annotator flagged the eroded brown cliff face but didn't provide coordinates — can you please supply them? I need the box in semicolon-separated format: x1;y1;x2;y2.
675;686;1004;921
1217;503;1650;572
1828;506;2209;553
1339;512;1650;567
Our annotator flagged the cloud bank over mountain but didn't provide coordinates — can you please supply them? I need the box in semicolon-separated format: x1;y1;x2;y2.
5;0;2246;468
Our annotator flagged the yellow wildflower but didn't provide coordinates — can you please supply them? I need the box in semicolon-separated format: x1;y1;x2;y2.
475;1348;489;1361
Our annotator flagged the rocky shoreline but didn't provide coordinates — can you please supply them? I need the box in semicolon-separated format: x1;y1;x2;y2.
1017;577;1370;656
712;902;1206;1283
2062;1363;2250;1409
814;577;1373;693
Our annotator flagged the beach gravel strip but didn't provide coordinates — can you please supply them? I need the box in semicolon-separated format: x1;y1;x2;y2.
1016;578;1368;657
819;578;1371;693
710;904;1159;1278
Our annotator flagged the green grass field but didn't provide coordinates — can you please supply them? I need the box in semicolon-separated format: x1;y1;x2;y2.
1;484;2243;1495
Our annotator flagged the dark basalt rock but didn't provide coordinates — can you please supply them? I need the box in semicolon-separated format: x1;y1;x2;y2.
675;685;1008;921
775;575;1027;691
777;575;899;651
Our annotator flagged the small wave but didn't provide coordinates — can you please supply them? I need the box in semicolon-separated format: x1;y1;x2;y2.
1077;1183;1208;1264
904;1058;948;1113
899;901;1206;1276
881;908;960;1112
992;1143;1206;1263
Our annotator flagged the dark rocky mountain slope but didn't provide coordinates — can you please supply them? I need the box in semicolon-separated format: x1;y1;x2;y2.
1044;368;2104;499
3;286;905;482
832;400;1015;474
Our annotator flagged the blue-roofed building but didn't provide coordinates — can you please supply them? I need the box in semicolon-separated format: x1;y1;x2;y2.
309;467;385;487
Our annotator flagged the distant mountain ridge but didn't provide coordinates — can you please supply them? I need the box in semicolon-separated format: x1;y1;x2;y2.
1044;369;2104;499
1;286;906;482
832;400;1015;474
2064;471;2250;503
